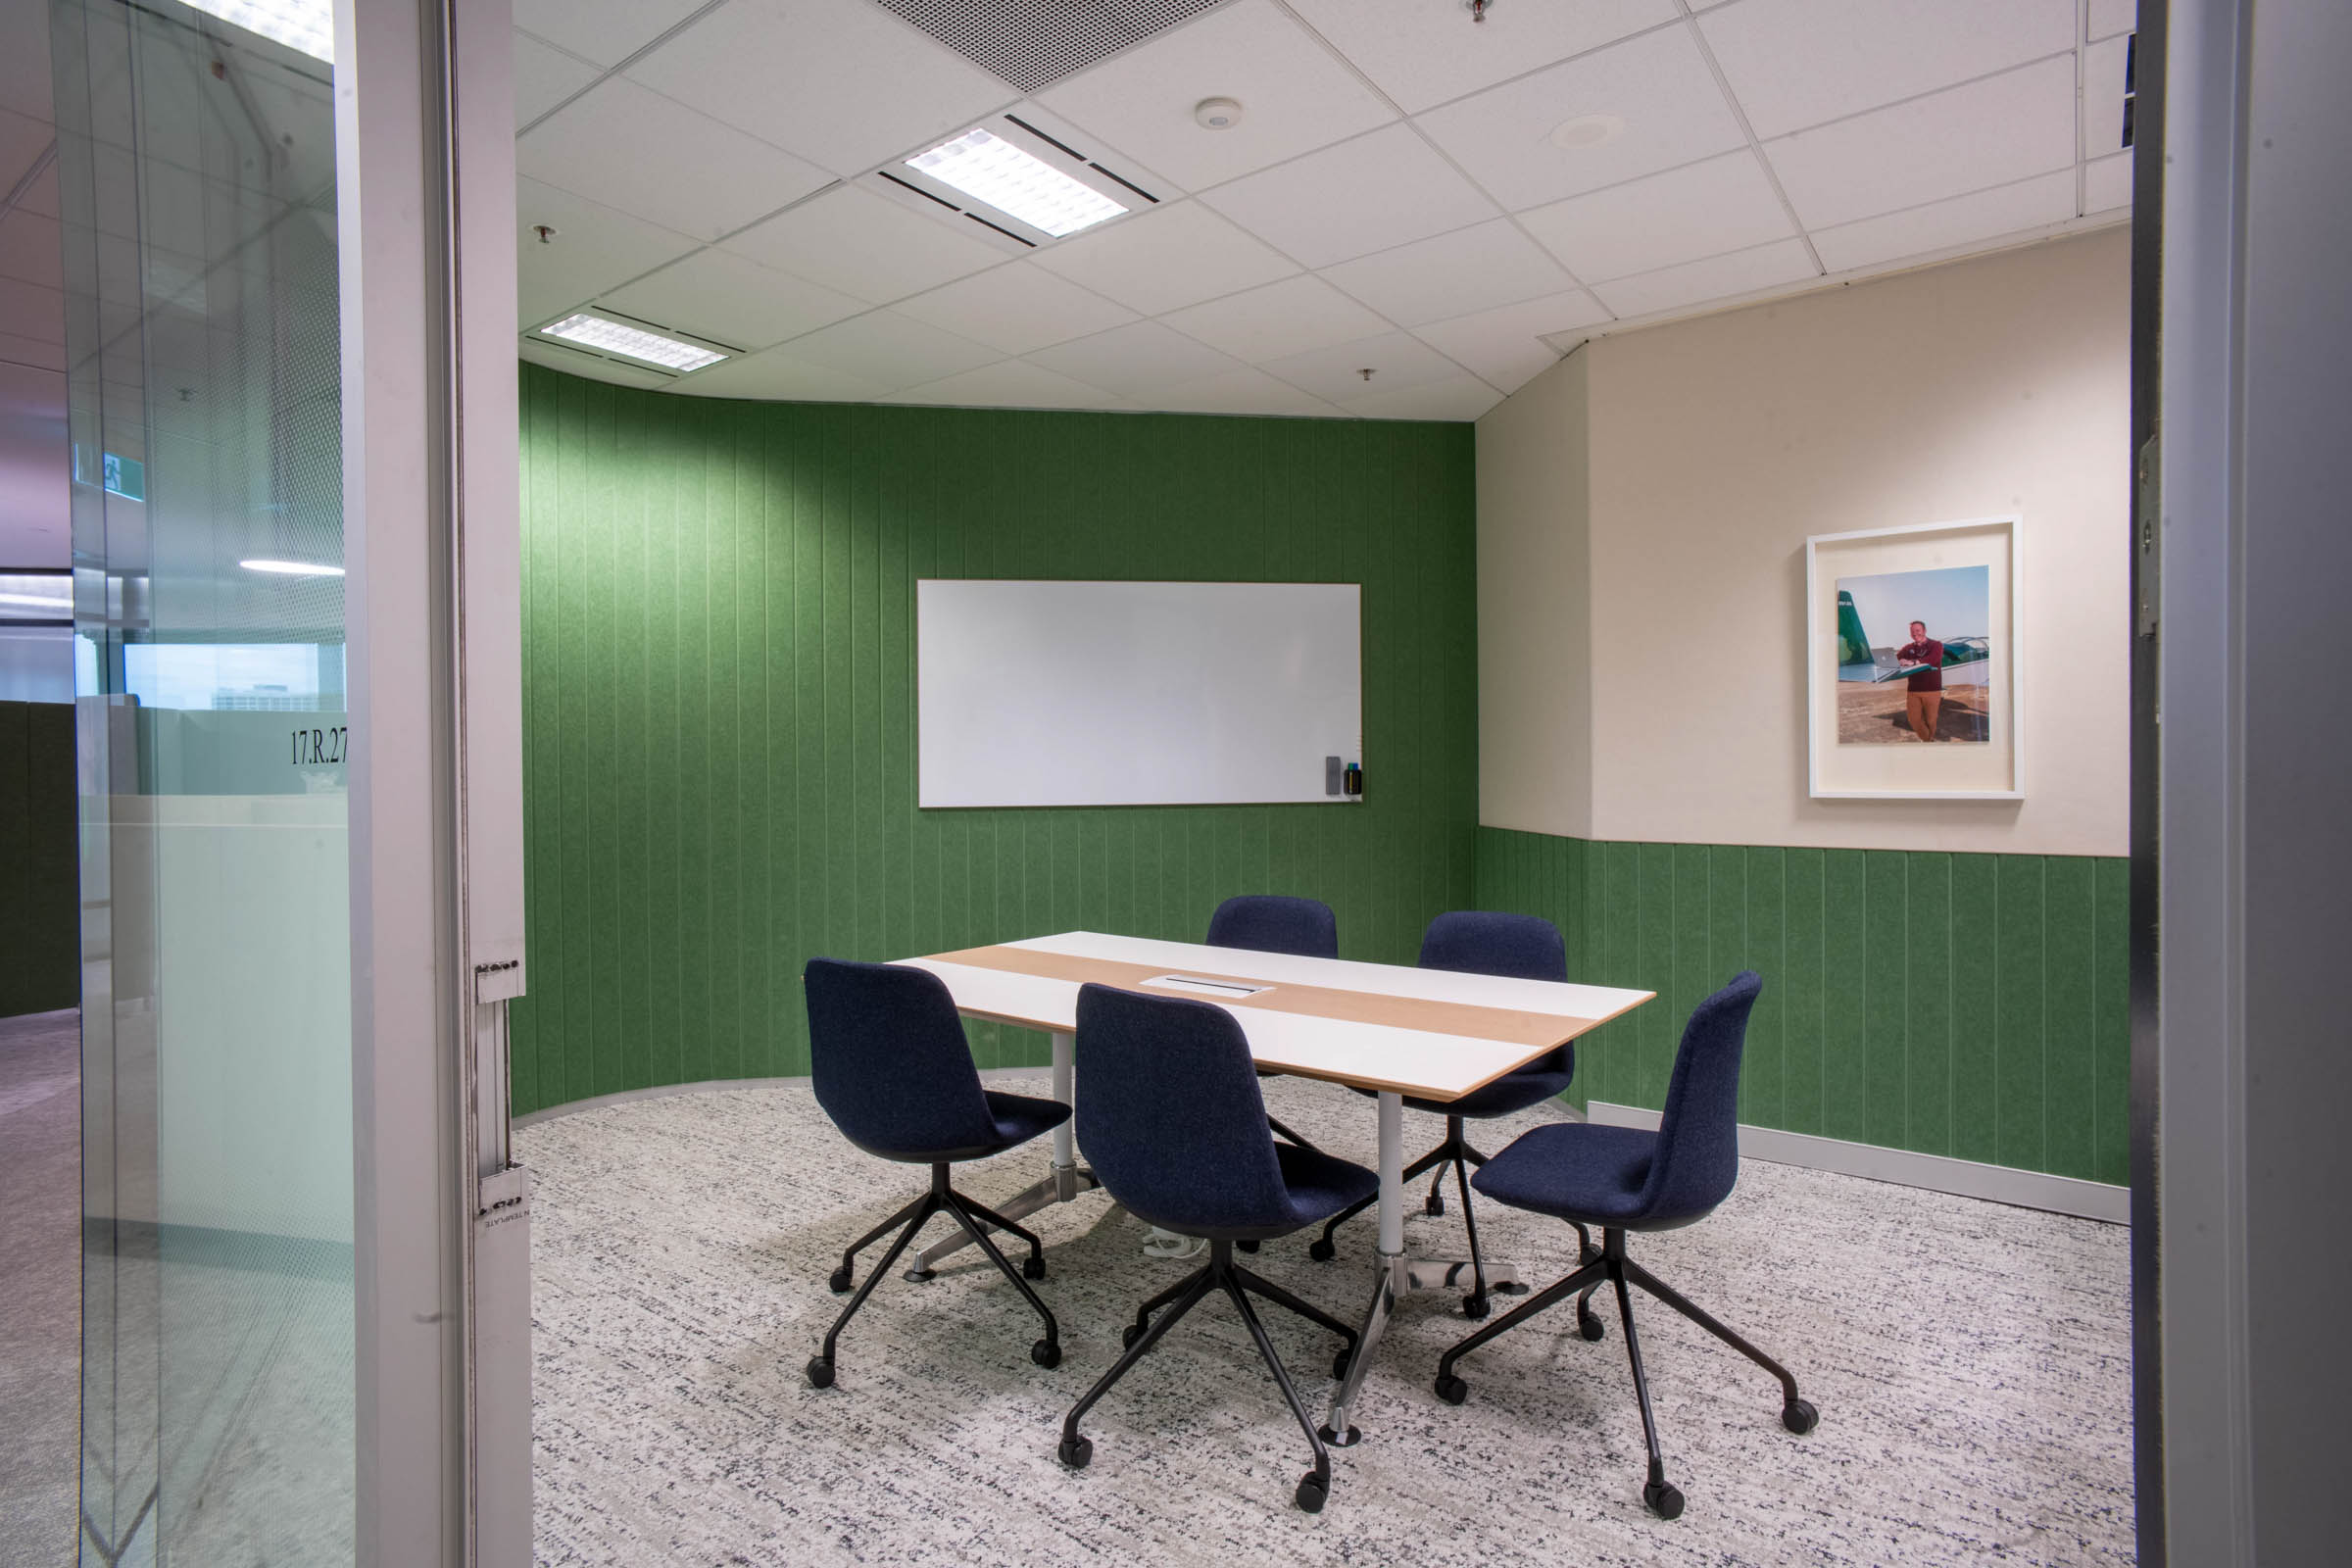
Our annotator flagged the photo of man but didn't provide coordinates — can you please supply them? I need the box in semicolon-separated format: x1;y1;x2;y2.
1897;619;1945;741
1833;564;1992;745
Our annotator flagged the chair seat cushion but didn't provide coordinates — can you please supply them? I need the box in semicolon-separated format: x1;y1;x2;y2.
1405;1063;1575;1119
1470;1121;1663;1225
984;1090;1072;1150
1273;1141;1379;1230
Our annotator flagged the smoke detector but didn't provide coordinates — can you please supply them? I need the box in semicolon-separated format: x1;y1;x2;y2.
1195;97;1244;130
1547;113;1626;151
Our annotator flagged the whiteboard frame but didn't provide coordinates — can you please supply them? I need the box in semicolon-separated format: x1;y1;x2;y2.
916;578;1364;810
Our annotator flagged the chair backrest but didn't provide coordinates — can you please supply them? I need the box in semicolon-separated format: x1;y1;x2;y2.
1205;895;1339;959
1418;910;1567;982
1074;983;1293;1235
804;957;999;1157
1637;971;1764;1222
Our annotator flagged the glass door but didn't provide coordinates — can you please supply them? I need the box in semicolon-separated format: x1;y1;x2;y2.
54;2;354;1561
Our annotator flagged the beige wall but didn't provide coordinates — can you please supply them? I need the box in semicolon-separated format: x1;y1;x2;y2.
1479;228;2131;857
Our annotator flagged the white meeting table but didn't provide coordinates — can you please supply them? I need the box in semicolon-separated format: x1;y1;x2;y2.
894;930;1653;1443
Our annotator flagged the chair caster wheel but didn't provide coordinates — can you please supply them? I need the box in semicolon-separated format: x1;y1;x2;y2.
1237;1239;1259;1253
1782;1398;1818;1435
1433;1374;1468;1406
1461;1292;1490;1320
1023;1255;1046;1281
1308;1238;1337;1263
1057;1434;1092;1469
1031;1339;1061;1369
827;1266;853;1294
1295;1473;1328;1513
1643;1479;1685;1520
1123;1323;1144;1350
805;1357;834;1389
1424;1195;1445;1216
1331;1348;1353;1380
1578;1302;1606;1342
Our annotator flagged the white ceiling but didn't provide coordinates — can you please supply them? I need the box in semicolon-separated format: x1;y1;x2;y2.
515;0;2136;421
0;0;65;564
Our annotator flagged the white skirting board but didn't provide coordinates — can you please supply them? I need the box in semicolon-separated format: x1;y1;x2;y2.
1585;1101;2129;1224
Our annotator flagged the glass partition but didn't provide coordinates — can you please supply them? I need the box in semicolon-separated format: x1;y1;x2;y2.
53;0;354;1560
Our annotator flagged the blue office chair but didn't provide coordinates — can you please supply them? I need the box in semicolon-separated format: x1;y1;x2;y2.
1431;972;1817;1519
1056;983;1377;1513
1309;911;1583;1321
802;957;1072;1390
1205;894;1338;1161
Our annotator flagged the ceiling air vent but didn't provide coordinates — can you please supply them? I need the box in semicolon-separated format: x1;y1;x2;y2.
875;0;1233;92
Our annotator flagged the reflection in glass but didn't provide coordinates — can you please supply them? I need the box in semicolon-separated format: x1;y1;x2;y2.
54;0;355;1562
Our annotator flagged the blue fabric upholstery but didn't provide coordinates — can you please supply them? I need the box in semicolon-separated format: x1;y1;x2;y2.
1204;895;1339;959
1075;983;1376;1241
1471;971;1763;1231
1390;911;1577;1115
805;957;1069;1162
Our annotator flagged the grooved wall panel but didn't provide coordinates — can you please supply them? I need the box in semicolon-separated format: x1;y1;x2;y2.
1476;826;2130;1184
512;365;1478;1116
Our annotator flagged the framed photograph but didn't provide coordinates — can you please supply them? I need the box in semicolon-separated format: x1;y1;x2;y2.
1805;515;2022;800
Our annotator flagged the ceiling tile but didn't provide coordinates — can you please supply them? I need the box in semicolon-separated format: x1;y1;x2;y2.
668;346;892;402
721;184;1005;305
1035;0;1396;191
1201;123;1498;270
1810;170;2078;272
1698;0;2075;141
514;31;604;127
893;263;1136;356
600;247;864;350
1286;0;1675;115
1590;236;1817;319
1414;25;1747;213
1765;56;2077;230
1337;375;1502;422
512;0;710;69
514;176;703;324
1258;331;1464;404
2082;33;2133;162
1322;220;1575;327
1028;200;1297;317
517;78;832;241
782;310;1000;389
10;161;57;221
1152;367;1338;417
624;0;1011;180
0;0;52;125
0;210;63;291
1159;274;1391;363
883;361;1126;412
1518;150;1792;283
519;336;681;390
2088;0;2137;42
1412;289;1608;392
1025;319;1244;395
2083;153;2133;215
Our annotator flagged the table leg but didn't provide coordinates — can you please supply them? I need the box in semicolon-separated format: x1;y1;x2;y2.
907;1029;1099;1278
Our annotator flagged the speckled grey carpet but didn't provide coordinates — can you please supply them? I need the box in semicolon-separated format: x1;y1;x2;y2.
1;1008;79;1568
521;1075;2133;1567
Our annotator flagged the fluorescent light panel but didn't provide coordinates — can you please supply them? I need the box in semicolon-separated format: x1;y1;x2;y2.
538;313;728;373
242;559;344;576
906;127;1127;238
186;1;335;64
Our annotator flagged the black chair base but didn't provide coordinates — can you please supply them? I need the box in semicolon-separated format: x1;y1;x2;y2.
1433;1227;1816;1518
1059;1238;1358;1512
808;1161;1060;1389
1309;1114;1583;1318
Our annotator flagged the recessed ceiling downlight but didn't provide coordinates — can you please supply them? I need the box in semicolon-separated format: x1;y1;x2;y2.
905;127;1128;238
1547;113;1626;151
538;312;728;373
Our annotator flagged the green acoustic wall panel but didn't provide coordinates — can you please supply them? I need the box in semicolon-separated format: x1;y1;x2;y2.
1475;827;2130;1185
0;701;81;1017
513;365;1479;1117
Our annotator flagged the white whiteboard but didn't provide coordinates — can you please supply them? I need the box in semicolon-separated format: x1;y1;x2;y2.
917;579;1362;808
